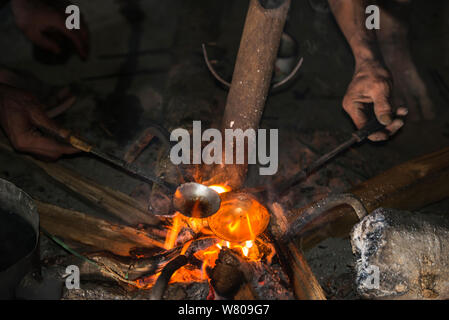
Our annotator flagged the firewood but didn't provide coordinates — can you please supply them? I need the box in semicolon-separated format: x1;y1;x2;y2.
282;243;326;300
0;138;161;226
37;200;165;256
292;146;449;251
207;248;258;299
124;128;155;164
268;203;327;300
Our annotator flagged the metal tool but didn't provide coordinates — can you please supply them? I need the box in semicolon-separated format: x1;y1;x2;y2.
275;117;385;195
41;128;221;218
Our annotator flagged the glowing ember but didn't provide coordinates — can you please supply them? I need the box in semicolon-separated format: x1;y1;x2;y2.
208;192;270;243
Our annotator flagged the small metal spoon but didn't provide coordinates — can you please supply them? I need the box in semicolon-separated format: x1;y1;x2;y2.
172;182;221;218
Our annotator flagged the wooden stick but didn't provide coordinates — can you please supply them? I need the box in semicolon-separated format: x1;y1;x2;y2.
0;139;161;226
124;128;155;164
37;200;165;256
283;243;326;300
268;203;326;300
293;146;449;251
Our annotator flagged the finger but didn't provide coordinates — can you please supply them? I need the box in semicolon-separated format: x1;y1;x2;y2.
343;100;367;129
368;131;389;142
396;107;408;117
61;26;88;59
28;105;71;139
46;95;77;118
368;118;404;142
34;33;62;55
373;95;394;125
48;13;88;59
14;131;79;160
385;118;405;136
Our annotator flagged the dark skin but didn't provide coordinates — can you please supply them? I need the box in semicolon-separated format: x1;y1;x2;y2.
328;0;408;141
0;0;88;159
0;83;78;160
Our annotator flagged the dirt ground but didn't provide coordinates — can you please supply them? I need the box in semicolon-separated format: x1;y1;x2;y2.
1;0;449;299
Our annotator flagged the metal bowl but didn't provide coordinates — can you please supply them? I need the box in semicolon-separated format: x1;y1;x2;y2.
0;179;39;299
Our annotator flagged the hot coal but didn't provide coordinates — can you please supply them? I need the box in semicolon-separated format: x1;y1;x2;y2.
0;208;36;272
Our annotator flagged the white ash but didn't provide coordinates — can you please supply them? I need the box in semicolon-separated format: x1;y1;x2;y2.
351;208;449;299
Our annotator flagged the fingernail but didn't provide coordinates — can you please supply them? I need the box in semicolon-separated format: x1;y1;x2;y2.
379;114;393;125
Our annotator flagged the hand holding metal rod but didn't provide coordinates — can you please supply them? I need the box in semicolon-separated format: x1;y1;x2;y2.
38;126;221;218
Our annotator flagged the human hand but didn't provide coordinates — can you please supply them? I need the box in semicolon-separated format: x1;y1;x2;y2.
0;84;79;160
343;60;408;141
11;0;89;59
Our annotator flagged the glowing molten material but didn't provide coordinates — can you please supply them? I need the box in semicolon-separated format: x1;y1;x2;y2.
208;192;270;242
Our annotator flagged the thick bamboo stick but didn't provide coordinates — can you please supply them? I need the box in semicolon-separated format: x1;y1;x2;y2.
294;146;449;251
211;0;291;189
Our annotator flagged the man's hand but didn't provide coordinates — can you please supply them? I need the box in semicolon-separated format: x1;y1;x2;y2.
343;61;408;141
0;84;79;160
11;0;89;59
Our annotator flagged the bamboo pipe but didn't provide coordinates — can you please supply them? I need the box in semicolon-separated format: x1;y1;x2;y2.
212;0;291;189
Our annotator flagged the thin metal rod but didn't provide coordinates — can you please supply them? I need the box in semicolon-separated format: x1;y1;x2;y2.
89;147;177;192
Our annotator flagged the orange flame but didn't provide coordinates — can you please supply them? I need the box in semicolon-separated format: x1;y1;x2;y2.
164;213;182;250
135;184;270;289
208;184;231;194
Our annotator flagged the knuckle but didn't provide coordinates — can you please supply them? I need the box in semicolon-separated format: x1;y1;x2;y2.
372;80;390;93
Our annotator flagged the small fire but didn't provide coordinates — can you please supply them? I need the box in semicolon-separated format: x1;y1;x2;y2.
136;184;270;290
208;184;231;194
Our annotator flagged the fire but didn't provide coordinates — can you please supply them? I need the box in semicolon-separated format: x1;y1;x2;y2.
208;184;231;194
164;213;182;250
136;184;270;290
208;192;270;243
134;238;267;289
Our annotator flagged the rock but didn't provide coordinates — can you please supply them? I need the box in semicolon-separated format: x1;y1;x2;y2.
351;208;449;299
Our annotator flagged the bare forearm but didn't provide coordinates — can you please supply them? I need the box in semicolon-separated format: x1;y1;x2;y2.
328;0;383;68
